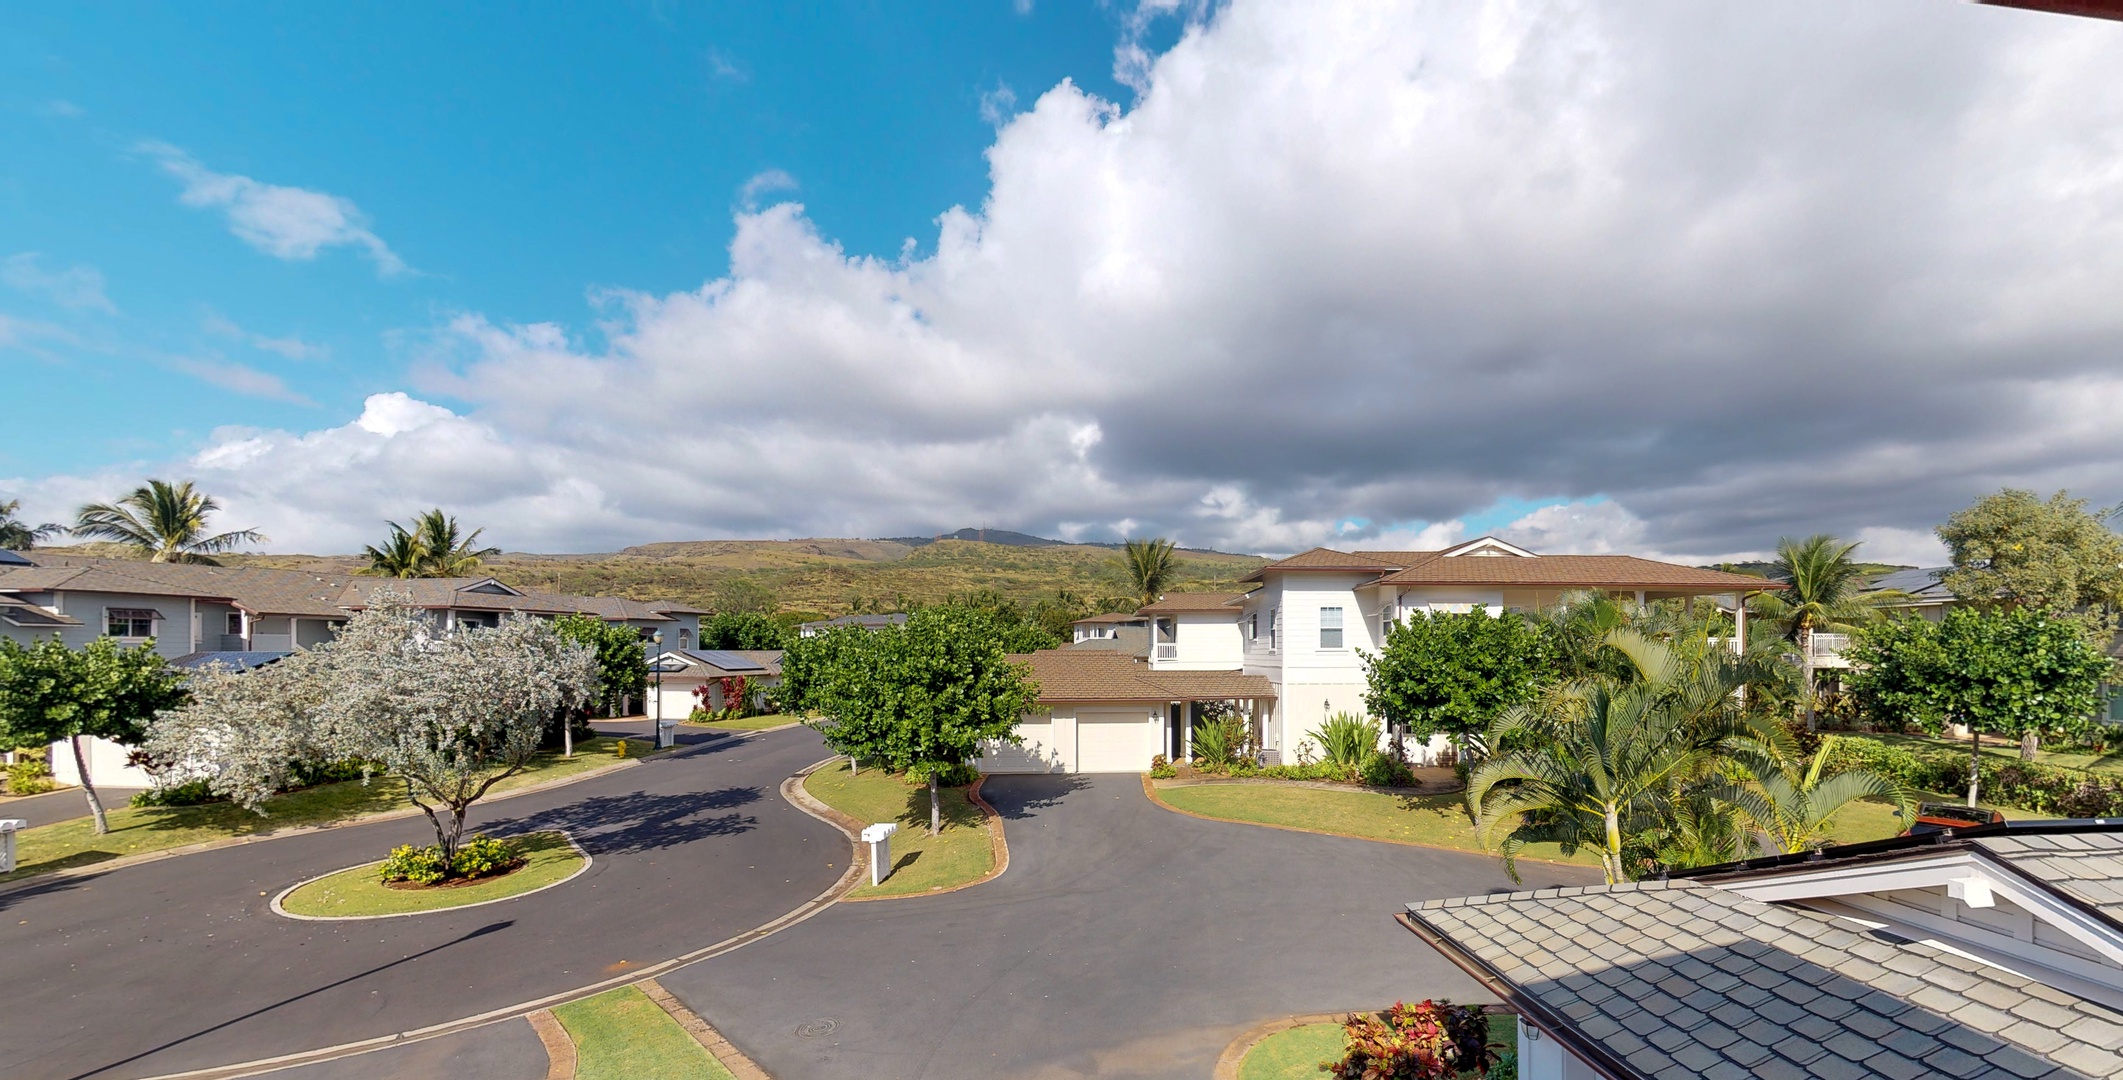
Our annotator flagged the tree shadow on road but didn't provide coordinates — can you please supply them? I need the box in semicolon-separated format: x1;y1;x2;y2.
479;788;762;856
980;775;1092;819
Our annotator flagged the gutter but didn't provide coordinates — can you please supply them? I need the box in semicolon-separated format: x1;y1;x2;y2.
1396;911;1642;1080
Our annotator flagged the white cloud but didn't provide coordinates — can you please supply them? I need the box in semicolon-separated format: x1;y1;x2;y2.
32;1;2123;558
202;312;328;361
1852;526;1949;568
3;253;116;313
736;170;798;209
138;142;406;275
168;358;314;406
980;83;1020;128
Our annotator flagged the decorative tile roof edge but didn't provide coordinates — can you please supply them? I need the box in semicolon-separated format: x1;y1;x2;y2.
1396;910;1640;1080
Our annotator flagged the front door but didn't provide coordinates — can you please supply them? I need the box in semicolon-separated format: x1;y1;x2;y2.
1169;702;1184;760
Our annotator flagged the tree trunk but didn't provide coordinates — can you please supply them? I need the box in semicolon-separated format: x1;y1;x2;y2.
70;735;109;836
563;711;574;758
1967;724;1983;809
2020;731;2038;761
929;773;941;837
1800;629;1818;733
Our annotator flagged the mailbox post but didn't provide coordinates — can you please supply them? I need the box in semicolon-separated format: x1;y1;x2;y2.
0;818;25;876
860;822;900;887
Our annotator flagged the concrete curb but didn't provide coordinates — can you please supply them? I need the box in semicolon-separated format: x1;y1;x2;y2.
1211;1012;1355;1080
526;1010;575;1080
788;758;1010;902
641;978;773;1080
267;829;592;922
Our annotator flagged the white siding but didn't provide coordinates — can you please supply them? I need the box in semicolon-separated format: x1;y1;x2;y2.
48;735;155;788
979;719;1062;773
1150;611;1247;670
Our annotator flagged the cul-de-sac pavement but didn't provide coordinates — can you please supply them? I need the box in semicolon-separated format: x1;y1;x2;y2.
1;726;1595;1080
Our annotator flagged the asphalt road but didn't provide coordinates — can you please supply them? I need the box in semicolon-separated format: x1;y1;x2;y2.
664;773;1600;1080
0;725;841;1080
2;786;149;829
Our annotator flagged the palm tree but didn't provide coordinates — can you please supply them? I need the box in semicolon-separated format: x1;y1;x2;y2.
1467;630;1750;884
410;509;500;576
1119;537;1179;606
0;499;63;550
1751;535;1902;730
71;480;265;564
360;523;427;578
1711;738;1914;856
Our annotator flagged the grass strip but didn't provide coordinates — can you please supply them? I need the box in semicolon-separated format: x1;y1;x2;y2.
1154;783;1602;867
277;830;583;917
691;713;799;732
802;761;994;897
3;736;650;884
552;986;735;1080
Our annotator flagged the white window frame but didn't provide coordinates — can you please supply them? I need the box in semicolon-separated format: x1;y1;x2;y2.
1319;606;1344;650
106;608;159;640
1246;612;1258;642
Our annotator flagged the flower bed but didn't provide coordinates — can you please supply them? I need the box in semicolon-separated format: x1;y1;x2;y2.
275;830;585;918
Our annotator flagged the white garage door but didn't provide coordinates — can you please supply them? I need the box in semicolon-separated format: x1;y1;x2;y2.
978;721;1059;774
1076;708;1158;773
654;684;698;721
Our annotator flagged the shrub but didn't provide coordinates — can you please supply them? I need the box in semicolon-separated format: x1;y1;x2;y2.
1149;754;1176;779
378;835;524;885
1359;752;1414;789
132;778;222;807
1485;1049;1518;1080
5;752;56;795
1322;1000;1494;1080
380;844;451;886
451;834;522;879
289;758;372;788
1311;713;1380;771
1192;712;1247;766
1820;734;2123;818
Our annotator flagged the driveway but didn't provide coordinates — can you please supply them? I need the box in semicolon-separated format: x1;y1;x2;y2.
2;786;149;829
664;773;1600;1080
0;726;842;1080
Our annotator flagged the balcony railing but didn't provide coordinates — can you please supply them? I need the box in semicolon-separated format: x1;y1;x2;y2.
1154;644;1178;660
1807;633;1852;665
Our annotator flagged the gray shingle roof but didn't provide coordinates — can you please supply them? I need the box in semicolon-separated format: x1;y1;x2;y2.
1977;832;2123;926
1407;879;2123;1080
1866;566;1954;599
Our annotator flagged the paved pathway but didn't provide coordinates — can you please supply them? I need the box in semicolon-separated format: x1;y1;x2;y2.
1;786;148;829
665;773;1599;1080
0;727;841;1080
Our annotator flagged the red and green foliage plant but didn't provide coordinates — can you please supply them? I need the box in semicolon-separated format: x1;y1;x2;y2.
1321;1000;1494;1080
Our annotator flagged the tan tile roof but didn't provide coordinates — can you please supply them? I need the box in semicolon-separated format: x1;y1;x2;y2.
1243;547;1409;580
1409;878;2123;1080
1374;553;1778;592
1135;591;1251;614
1072;611;1145;625
1011;650;1274;703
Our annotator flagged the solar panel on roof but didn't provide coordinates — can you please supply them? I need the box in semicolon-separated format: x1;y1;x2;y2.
684;649;769;673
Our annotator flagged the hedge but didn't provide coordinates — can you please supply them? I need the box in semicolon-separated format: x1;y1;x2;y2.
1822;735;2123;818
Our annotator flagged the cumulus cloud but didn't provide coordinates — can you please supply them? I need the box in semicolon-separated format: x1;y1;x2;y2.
3;253;116;313
138;142;407;275
37;0;2123;557
736;170;799;209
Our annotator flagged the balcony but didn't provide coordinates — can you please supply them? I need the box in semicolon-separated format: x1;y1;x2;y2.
1807;633;1852;668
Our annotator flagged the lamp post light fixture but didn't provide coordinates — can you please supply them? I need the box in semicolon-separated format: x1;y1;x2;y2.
650;630;667;748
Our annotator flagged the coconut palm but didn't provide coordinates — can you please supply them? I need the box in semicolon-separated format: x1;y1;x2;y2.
410;509;500;576
1118;537;1179;605
71;480;265;564
1710;738;1914;856
0;499;63;550
1751;535;1903;730
1467;630;1750;884
360;523;428;578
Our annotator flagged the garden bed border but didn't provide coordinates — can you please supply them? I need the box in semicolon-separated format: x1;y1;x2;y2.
268;829;591;922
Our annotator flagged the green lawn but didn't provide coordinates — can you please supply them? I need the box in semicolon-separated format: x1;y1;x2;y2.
691;712;799;732
1;737;651;885
277;831;583;917
551;986;734;1080
1820;790;2032;846
1857;731;2123;776
802;762;995;898
1239;1014;1515;1079
1154;782;1603;868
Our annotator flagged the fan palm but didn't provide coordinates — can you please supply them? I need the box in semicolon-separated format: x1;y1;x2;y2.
1710;738;1914;856
360;524;428;578
409;509;500;576
0;499;63;550
1751;535;1904;729
1118;537;1179;605
71;480;265;564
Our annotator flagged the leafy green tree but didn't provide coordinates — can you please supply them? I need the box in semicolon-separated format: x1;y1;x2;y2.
1118;537;1179;605
1363;609;1549;753
553;613;646;740
1845;608;2113;795
72;479;266;564
1750;534;1902;730
701;611;792;650
360;522;427;578
0;637;187;833
782;607;1039;834
712;579;780;616
1938;489;2123;635
0;498;62;550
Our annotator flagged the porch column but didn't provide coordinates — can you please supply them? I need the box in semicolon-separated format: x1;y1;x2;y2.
1733;594;1746;655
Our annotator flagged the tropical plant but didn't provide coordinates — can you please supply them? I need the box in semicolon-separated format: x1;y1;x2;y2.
1634;787;1747;872
71;479;265;564
0;637;188;833
1363;608;1550;753
1750;534;1902;730
409;509;501;576
1468;630;1750;883
1710;737;1914;855
1938;488;2123;635
1309;711;1380;771
360;523;428;578
1191;707;1246;766
1322;1000;1494;1080
1117;537;1179;605
0;498;63;550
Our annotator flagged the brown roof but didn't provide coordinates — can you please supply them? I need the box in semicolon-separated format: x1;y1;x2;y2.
1072;611;1145;625
1011;650;1274;703
1242;547;1409;581
1135;591;1251;614
1373;553;1777;592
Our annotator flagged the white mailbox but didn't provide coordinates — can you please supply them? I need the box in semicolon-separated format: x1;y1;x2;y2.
860;822;900;887
0;818;25;876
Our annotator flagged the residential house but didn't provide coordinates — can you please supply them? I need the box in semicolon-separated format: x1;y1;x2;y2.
647;648;783;722
798;613;910;637
1405;819;2123;1080
976;650;1273;773
1071;611;1146;643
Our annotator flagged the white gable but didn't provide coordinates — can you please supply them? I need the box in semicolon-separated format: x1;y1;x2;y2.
1440;535;1538;558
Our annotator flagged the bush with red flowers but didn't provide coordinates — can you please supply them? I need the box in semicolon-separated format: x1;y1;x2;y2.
1320;1000;1495;1080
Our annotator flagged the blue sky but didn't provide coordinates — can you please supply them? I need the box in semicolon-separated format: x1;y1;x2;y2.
1;1;1145;476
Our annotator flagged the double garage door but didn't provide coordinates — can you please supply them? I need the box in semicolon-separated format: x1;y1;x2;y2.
980;707;1160;774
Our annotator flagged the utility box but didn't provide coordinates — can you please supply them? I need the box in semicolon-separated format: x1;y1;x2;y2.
860;822;900;887
0;818;25;875
656;718;679;749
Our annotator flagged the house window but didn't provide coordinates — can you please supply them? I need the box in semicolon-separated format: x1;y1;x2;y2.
1381;604;1396;642
226;612;244;635
679;628;692;650
1320;607;1343;649
1269;607;1279;650
1247;613;1258;641
107;609;158;639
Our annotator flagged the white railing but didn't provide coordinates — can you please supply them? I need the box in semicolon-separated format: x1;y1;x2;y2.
1154;644;1178;660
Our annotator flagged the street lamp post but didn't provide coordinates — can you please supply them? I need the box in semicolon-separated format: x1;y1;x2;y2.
650;630;666;749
